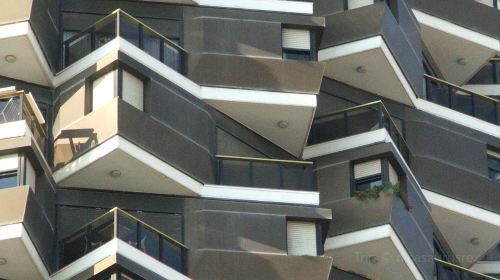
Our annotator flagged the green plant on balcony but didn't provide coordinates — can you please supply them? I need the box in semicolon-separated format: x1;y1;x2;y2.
354;182;411;210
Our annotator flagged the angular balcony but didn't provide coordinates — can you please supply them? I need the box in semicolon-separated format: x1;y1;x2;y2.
52;60;214;196
0;87;46;155
465;58;500;96
436;258;498;280
62;9;187;74
58;208;188;279
410;0;500;85
319;2;422;106
304;101;410;161
424;74;499;125
317;152;433;279
0;0;57;85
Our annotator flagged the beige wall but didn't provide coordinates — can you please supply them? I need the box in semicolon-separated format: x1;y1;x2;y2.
0;186;29;226
54;99;119;168
0;0;32;25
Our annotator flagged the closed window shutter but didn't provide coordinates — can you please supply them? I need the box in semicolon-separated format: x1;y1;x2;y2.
0;154;18;173
487;149;500;159
282;28;311;50
388;163;398;184
354;159;381;179
348;0;375;10
287;221;317;256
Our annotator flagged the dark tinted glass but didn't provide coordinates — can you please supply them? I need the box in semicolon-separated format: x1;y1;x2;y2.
355;175;383;192
0;172;17;189
283;49;311;61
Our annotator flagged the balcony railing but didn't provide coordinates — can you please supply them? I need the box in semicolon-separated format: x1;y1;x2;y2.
308;101;410;162
469;58;500;85
435;258;498;280
63;9;187;73
59;208;188;273
425;74;499;124
216;155;315;191
0;90;46;154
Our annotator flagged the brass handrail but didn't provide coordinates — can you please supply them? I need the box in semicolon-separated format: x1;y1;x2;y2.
216;155;313;165
424;74;499;103
435;258;499;280
63;9;187;54
0;91;46;138
60;207;188;250
313;100;410;153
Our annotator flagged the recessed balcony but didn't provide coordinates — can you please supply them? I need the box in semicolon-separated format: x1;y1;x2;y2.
304;101;410;161
57;208;189;279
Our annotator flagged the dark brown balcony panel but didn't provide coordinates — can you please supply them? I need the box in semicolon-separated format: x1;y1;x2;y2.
319;3;423;102
0;186;55;279
0;0;58;84
187;53;325;94
315;143;433;280
189;250;333;280
408;0;500;40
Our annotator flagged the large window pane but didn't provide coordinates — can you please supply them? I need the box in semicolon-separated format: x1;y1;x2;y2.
61;230;88;266
143;29;161;60
474;95;496;124
0;172;17;189
118;215;138;248
346;108;379;135
450;90;472;115
66;33;92;66
139;226;160;259
160;239;183;272
92;71;117;111
163;43;181;72
121;71;144;111
120;16;140;47
94;17;117;49
309;114;347;144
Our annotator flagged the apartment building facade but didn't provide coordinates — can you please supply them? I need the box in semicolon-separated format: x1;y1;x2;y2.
0;0;498;279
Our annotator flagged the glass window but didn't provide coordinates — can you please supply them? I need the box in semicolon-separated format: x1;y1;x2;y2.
355;174;383;191
488;155;500;181
121;71;144;111
0;171;17;189
92;70;117;111
283;49;311;61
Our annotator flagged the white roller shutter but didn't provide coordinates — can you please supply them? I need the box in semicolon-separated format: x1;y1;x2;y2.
282;28;311;50
25;159;36;191
487;149;500;159
287;221;317;256
354;159;381;179
122;71;144;111
0;154;18;173
92;70;117;111
388;163;398;184
348;0;375;10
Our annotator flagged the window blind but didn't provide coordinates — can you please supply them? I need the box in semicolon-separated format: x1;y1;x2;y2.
282;28;311;50
287;221;317;256
354;159;381;179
